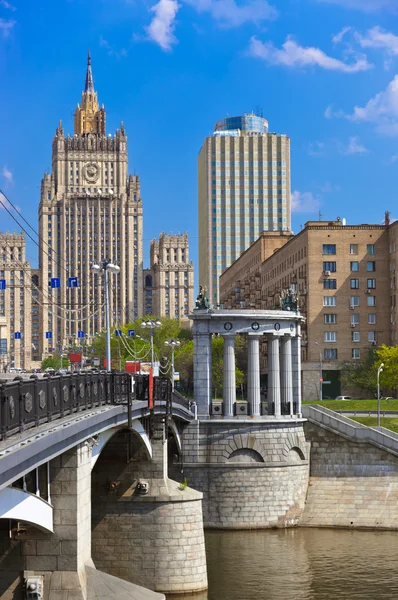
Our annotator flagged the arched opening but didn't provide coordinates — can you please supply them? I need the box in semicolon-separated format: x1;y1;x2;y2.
288;446;306;462
227;448;264;463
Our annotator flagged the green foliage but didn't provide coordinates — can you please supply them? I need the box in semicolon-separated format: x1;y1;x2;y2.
179;477;188;491
352;417;398;434
341;345;398;397
41;355;69;370
303;399;398;411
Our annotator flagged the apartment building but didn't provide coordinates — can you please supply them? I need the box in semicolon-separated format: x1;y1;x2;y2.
198;113;291;305
220;220;390;399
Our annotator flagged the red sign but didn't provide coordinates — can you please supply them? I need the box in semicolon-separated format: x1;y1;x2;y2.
126;361;141;373
319;378;323;382
70;353;82;363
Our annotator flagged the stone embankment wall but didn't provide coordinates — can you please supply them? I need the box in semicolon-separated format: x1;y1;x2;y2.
302;422;398;529
172;421;310;529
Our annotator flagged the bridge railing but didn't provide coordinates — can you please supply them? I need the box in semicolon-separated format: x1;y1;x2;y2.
0;373;193;440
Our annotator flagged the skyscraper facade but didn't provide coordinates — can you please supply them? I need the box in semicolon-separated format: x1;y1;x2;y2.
38;52;143;356
198;113;291;305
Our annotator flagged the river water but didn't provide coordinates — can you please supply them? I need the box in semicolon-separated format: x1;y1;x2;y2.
171;528;398;600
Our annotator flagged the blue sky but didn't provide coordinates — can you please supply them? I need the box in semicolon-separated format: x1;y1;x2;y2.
1;0;398;274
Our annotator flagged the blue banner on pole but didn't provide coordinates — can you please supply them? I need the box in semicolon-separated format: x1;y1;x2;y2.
14;332;21;340
0;280;6;290
128;329;135;337
50;278;61;289
115;329;122;337
46;332;52;339
77;331;85;339
68;277;79;288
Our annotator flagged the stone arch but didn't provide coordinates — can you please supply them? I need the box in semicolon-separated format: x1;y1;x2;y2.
224;433;267;462
167;418;182;455
227;448;264;463
90;420;152;470
282;432;307;461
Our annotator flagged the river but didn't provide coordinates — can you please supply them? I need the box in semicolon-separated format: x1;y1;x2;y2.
170;528;398;600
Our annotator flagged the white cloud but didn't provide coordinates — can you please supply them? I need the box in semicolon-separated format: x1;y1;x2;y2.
184;0;277;28
339;136;368;154
0;0;16;10
100;36;127;58
1;166;13;184
291;191;321;214
146;0;180;51
308;141;325;156
333;26;352;44
357;27;398;56
0;18;16;36
348;74;398;135
316;0;398;13
248;36;372;73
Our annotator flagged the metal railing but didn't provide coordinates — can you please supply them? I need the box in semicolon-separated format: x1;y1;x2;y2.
0;373;192;441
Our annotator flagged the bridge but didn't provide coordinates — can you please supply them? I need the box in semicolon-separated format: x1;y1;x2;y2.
0;372;205;600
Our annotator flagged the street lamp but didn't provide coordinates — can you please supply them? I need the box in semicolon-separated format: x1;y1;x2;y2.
315;342;323;401
377;362;384;427
91;260;120;372
141;319;161;369
164;339;181;391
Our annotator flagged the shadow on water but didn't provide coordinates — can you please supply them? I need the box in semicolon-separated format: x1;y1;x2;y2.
167;528;398;600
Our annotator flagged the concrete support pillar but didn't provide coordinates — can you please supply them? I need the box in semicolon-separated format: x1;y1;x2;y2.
292;332;302;416
267;335;281;417
281;335;294;417
193;332;212;418
223;335;236;417
247;334;261;417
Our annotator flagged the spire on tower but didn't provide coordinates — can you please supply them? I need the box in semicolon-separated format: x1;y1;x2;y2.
85;49;95;93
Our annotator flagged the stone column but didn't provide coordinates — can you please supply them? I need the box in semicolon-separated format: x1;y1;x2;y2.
193;332;212;418
267;335;281;417
292;331;302;416
247;334;261;417
281;335;294;417
223;335;236;417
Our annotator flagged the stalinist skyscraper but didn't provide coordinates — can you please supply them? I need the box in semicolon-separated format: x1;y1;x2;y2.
38;52;143;355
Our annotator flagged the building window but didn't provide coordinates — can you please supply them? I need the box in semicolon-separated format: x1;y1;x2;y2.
352;331;360;342
323;279;337;289
324;314;337;324
368;313;377;324
322;244;336;255
324;331;337;342
350;279;359;289
323;296;336;307
367;278;376;289
323;262;336;272
350;261;359;272
351;314;360;325
352;349;361;359
350;244;358;255
367;244;375;255
367;261;376;272
350;296;359;307
368;331;377;343
367;296;376;307
324;349;338;360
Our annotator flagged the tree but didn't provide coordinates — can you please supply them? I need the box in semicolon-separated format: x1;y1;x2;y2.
341;345;398;397
175;340;194;393
41;355;69;371
374;345;398;394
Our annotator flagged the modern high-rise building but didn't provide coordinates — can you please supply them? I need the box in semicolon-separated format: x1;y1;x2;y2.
0;233;32;370
198;113;291;305
38;52;143;356
144;233;194;320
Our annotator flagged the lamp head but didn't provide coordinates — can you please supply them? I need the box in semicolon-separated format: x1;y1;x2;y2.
91;264;101;273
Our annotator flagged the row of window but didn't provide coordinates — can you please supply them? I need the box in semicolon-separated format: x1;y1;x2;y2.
323;296;376;307
324;313;377;324
324;279;377;289
324;331;377;342
324;349;369;361
323;244;375;255
323;261;376;272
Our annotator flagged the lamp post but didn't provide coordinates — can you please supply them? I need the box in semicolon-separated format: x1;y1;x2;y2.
315;341;323;401
92;260;120;373
377;362;384;427
164;339;181;391
141;319;161;370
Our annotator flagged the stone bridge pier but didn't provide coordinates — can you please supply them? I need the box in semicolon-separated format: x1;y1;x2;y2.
173;309;310;529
